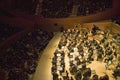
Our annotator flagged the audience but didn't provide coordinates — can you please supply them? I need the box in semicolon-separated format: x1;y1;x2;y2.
0;28;53;80
39;0;112;18
0;23;22;42
77;0;112;16
41;0;73;18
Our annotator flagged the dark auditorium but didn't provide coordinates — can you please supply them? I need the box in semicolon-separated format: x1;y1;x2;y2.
0;0;120;80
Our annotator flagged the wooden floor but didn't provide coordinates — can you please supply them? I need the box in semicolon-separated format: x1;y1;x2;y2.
33;32;120;80
33;32;62;80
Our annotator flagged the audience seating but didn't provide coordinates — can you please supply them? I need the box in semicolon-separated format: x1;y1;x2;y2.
77;0;112;16
41;0;73;18
0;28;53;80
40;0;112;18
0;23;22;42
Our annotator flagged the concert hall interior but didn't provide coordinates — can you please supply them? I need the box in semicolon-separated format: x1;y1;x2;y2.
0;0;120;80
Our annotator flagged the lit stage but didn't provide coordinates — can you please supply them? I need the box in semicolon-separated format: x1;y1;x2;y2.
33;22;120;80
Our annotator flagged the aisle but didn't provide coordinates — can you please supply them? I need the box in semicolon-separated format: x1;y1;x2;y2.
33;32;62;80
70;5;79;17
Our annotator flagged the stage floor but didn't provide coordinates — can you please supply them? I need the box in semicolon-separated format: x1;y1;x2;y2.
33;32;62;80
32;32;120;80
